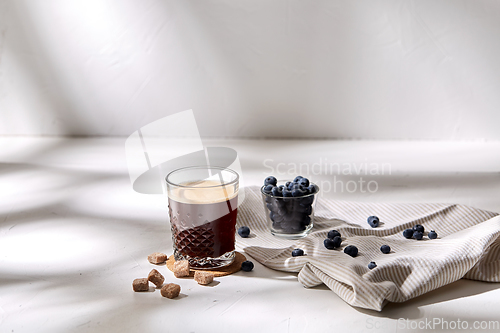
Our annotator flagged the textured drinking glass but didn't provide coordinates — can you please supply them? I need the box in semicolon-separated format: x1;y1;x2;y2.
166;166;239;269
261;183;319;239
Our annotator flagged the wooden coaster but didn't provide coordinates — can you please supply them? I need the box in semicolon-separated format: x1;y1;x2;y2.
166;252;246;277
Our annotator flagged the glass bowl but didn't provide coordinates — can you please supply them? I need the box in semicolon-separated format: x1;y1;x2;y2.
260;182;319;239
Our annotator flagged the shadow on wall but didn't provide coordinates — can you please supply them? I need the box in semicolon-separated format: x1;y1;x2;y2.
2;1;186;136
2;1;86;135
3;1;500;139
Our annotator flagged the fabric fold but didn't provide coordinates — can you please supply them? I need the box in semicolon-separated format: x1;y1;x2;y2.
236;186;500;311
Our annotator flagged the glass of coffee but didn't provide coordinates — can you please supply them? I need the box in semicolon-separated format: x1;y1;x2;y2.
165;166;239;269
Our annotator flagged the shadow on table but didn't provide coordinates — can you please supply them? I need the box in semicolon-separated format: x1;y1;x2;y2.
355;278;500;320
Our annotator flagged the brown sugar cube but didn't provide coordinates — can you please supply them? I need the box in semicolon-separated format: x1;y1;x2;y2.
173;260;190;278
148;269;165;287
160;283;181;299
132;278;149;292
148;252;168;264
194;271;214;285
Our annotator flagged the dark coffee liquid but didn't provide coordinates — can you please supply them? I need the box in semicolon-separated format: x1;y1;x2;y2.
168;196;238;261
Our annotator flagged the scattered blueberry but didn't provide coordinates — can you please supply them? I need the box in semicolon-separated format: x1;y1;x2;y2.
292;248;304;257
264;176;277;186
298;178;310;188
380;245;391;254
368;262;377;269
238;226;250;238
367;216;379;228
344;245;358;257
413;231;423;240
271;186;282;197
327;230;341;239
428;230;438;239
293;176;303;183
413;224;424;233
324;238;335;249
324;236;342;250
403;229;414;239
332;236;342;248
241;260;254;272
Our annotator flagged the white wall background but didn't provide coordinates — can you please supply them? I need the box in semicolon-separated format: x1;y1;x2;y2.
1;0;500;140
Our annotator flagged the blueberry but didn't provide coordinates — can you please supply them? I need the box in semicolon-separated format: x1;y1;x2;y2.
327;230;341;239
238;226;250;238
299;196;314;205
292;188;306;197
241;260;254;272
428;230;438;239
324;236;342;249
283;213;301;223
273;210;285;222
413;224;424;233
276;198;287;208
298;178;310;187
293;176;303;183
285;181;292;188
292;248;304;257
344;245;358;257
368;262;377;269
263;184;274;194
307;184;317;194
291;224;306;232
403;228;414;239
324;238;335;249
293;204;311;215
291;202;306;212
367;216;379;228
413;231;423;240
380;245;391;254
282;189;293;197
264;176;277;186
301;215;311;226
278;185;285;191
271;186;282;197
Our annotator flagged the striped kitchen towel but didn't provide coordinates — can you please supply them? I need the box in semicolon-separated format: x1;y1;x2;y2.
235;186;500;311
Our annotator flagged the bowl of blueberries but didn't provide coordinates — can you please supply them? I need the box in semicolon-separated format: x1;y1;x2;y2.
261;175;319;239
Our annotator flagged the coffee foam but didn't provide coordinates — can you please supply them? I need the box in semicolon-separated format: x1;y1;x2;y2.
168;180;237;204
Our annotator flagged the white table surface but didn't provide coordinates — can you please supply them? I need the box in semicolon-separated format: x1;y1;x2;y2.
1;137;500;333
